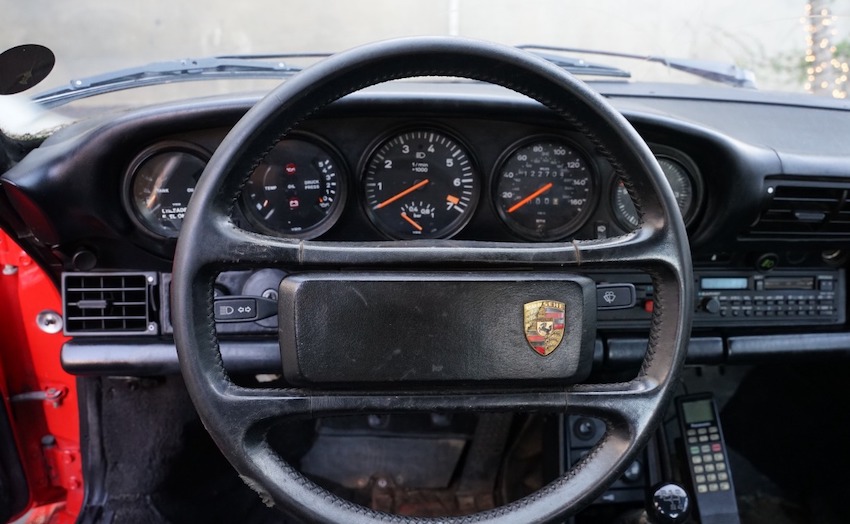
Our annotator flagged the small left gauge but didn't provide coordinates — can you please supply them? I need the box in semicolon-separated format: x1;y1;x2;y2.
240;136;347;238
127;142;208;238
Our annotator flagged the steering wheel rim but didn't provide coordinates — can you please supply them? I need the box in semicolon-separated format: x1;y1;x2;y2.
172;37;693;523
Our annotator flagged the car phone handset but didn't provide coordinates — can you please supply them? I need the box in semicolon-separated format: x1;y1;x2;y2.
676;394;741;524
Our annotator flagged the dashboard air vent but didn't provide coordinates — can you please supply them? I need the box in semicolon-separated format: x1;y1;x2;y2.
747;181;850;238
63;272;158;335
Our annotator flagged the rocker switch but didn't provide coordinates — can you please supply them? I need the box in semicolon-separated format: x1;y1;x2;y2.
214;296;277;323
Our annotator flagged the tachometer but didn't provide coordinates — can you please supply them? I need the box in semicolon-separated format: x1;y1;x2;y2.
493;138;594;241
363;129;478;239
128;142;208;238
612;153;699;230
241;136;346;238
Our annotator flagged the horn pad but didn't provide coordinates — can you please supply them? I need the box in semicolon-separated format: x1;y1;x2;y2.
277;272;596;387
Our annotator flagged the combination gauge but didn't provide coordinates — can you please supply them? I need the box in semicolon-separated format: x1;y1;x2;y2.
241;136;347;239
363;129;479;239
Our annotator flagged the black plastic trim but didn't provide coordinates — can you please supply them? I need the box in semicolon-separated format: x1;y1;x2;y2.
727;332;850;362
0;394;28;522
60;332;850;375
606;337;724;367
61;340;281;376
74;377;109;524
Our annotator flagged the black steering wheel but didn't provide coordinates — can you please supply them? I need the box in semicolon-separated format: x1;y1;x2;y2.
172;37;693;523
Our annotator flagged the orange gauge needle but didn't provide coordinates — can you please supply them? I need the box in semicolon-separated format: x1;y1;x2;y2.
375;179;430;209
400;212;423;231
508;182;554;213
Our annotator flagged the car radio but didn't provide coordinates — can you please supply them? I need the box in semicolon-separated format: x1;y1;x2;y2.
596;269;845;328
694;271;842;323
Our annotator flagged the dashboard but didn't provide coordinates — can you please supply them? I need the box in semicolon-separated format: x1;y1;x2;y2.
4;46;850;520
2;83;754;264
2;81;850;374
122;122;702;244
5;28;850;522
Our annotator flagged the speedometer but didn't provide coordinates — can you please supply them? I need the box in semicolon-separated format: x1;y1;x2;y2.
494;138;594;241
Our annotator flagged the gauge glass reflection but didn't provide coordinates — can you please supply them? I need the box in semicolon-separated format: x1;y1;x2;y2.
130;145;207;238
612;155;696;230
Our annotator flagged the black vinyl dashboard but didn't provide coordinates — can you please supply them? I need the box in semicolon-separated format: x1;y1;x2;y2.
2;80;850;375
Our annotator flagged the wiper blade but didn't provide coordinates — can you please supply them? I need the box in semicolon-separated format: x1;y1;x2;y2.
519;45;757;88
32;56;304;108
524;50;631;79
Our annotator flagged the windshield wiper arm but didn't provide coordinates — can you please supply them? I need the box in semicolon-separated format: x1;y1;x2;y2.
523;50;631;79
519;45;757;88
32;56;303;108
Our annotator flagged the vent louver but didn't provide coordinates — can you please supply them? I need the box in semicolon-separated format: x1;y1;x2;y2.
747;181;850;238
63;272;158;335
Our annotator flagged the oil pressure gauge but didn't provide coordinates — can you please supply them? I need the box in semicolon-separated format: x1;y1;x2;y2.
241;136;347;239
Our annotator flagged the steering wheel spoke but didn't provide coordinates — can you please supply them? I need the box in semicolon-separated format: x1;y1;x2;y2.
193;215;671;274
212;379;659;457
220;386;572;423
184;216;301;269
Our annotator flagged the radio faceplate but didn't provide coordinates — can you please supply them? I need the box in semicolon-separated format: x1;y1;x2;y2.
596;269;845;329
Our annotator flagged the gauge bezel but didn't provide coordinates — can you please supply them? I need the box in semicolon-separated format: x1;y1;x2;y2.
359;125;480;240
238;132;349;240
491;135;598;241
123;141;210;239
610;144;704;231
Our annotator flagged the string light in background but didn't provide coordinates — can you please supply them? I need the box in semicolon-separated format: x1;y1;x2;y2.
803;0;848;99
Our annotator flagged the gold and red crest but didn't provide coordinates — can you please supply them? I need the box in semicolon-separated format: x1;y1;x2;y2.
523;300;566;356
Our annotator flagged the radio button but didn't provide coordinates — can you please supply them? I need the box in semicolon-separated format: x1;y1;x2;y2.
819;279;835;291
701;297;721;314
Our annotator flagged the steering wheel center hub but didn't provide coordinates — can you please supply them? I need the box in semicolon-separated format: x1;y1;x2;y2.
278;271;596;386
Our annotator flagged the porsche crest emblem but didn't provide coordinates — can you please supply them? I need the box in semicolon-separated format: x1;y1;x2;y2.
523;300;566;356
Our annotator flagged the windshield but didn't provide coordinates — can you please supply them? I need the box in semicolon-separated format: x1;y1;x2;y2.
3;0;849;107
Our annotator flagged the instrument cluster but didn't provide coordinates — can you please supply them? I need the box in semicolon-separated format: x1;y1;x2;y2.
123;125;703;243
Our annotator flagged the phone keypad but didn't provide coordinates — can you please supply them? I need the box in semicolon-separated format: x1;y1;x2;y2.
686;425;731;493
